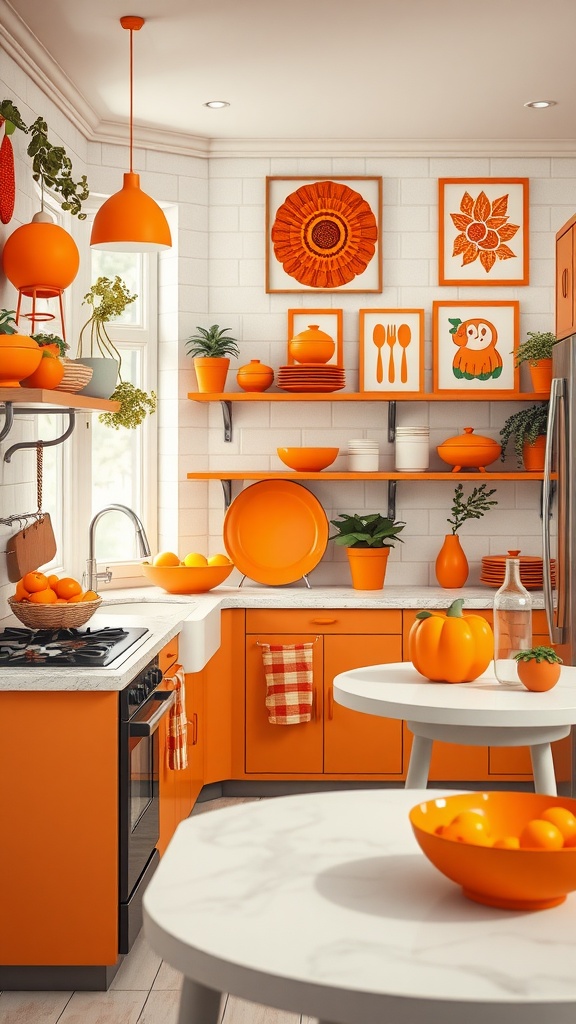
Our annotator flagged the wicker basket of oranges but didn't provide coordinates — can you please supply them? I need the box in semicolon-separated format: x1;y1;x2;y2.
9;571;101;629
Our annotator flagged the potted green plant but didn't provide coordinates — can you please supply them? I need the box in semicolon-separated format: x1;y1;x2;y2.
31;332;68;357
329;512;406;590
436;482;498;589
76;276;137;399
514;331;558;394
499;403;549;470
0;309;42;386
514;646;563;691
185;324;240;393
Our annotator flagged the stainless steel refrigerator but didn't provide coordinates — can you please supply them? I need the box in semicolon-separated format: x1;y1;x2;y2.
544;337;576;791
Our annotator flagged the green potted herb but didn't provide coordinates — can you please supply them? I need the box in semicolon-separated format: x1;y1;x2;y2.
185;324;240;393
514;646;563;691
436;483;498;589
76;276;137;399
0;309;43;386
499;403;548;470
514;331;558;394
329;512;406;590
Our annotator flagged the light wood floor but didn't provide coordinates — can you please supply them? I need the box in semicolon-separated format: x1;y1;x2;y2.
0;797;316;1024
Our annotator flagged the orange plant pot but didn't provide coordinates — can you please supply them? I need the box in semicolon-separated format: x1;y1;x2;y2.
346;547;390;590
21;352;65;390
517;659;561;691
2;218;80;292
0;334;43;387
522;435;546;472
435;533;469;589
528;359;553;395
193;357;230;394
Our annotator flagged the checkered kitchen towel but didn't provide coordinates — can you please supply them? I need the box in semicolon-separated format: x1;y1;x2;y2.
261;643;314;725
167;664;189;770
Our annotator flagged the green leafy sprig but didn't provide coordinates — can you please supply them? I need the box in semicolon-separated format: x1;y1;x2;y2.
329;512;406;549
514;646;563;664
185;325;239;359
447;483;498;534
0;310;18;335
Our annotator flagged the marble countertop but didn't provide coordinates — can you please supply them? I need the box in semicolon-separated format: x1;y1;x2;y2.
0;584;544;692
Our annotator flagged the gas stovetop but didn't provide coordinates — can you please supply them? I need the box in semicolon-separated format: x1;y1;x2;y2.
0;626;150;667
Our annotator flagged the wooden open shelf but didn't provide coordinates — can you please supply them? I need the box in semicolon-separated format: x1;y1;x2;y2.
188;391;546;403
0;388;120;412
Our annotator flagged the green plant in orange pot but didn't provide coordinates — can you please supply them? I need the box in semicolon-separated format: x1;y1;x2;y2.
185;324;240;393
329;512;405;590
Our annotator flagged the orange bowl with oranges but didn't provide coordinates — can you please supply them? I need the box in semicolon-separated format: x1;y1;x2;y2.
141;561;233;594
410;791;576;911
9;571;102;628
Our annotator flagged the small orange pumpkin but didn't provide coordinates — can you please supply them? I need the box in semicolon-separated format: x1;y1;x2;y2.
515;647;563;692
409;598;494;683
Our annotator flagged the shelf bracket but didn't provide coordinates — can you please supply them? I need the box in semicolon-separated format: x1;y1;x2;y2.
220;479;232;509
0;402;15;443
387;400;397;443
3;408;77;463
387;480;397;521
220;400;233;442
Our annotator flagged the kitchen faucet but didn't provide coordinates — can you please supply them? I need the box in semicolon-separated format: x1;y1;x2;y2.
85;504;152;593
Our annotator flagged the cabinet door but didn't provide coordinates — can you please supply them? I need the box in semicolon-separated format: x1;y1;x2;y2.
324;634;403;774
556;225;575;340
245;632;323;773
185;670;204;813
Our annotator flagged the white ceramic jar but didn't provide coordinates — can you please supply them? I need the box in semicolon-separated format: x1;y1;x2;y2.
348;439;379;472
394;426;430;472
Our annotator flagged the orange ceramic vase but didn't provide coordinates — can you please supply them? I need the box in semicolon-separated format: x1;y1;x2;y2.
435;534;469;588
517;659;561;692
522;435;546;472
346;547;390;590
529;359;553;395
194;357;230;394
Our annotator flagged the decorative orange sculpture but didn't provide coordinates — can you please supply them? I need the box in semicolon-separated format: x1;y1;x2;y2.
271;180;378;288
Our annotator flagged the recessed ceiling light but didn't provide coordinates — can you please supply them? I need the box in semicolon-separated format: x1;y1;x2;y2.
204;100;230;109
524;100;557;109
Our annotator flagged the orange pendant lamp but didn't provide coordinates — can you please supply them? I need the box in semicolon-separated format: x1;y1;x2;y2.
90;16;171;252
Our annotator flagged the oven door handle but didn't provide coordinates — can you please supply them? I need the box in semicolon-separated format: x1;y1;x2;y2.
129;690;176;737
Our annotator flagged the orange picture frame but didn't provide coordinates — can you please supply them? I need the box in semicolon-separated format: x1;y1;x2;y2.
432;300;520;396
266;176;382;293
287;309;343;366
438;178;529;287
359;309;424;393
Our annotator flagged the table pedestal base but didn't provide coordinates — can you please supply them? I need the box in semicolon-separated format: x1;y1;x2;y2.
178;978;221;1024
406;721;571;795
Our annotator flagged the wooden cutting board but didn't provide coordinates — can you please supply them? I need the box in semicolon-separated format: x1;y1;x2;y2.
5;514;57;583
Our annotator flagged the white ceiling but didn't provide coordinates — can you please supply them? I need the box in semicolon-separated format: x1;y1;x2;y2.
5;0;576;150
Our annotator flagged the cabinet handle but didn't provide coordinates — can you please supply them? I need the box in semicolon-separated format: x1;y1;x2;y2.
187;713;198;745
311;689;317;720
311;617;337;624
328;688;334;720
562;267;569;298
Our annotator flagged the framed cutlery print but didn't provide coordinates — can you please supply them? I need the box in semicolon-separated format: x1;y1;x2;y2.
359;309;424;392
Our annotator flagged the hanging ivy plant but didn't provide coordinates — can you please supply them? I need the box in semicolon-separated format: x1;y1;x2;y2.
98;381;157;431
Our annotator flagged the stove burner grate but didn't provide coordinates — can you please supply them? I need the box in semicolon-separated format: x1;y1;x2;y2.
0;625;149;667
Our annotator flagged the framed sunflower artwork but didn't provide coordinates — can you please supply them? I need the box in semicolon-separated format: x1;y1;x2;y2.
438;178;529;286
432;300;520;396
266;176;382;293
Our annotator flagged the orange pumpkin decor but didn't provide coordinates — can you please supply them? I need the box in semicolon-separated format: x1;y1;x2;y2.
271;180;378;288
449;317;503;381
21;350;64;390
409;598;494;683
450;190;519;275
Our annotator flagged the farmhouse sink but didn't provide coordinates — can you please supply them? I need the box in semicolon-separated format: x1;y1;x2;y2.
96;597;221;673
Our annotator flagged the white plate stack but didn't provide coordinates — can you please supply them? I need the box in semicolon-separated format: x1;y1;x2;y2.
348;439;379;472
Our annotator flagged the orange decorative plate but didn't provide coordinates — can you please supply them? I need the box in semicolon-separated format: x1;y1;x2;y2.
223;480;328;585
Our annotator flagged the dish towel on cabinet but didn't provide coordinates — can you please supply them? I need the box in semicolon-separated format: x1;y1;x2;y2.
167;664;188;770
260;642;314;724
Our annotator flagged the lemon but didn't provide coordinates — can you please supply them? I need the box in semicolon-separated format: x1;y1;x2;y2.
183;552;208;567
208;553;231;566
153;551;181;567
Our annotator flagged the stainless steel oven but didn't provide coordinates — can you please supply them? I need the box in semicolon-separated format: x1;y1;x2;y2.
119;658;175;953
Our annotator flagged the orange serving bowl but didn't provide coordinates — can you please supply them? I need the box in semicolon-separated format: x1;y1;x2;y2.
277;447;339;471
141;562;233;594
410;791;576;911
437;427;501;472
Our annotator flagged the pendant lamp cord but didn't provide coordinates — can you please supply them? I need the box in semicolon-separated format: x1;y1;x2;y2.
128;26;134;173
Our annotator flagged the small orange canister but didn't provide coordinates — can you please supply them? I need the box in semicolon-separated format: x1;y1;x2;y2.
236;359;274;392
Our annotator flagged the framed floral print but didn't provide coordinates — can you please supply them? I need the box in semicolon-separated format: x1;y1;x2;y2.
287;309;343;365
438;178;529;286
359;309;424;392
432;300;520;396
266;176;382;293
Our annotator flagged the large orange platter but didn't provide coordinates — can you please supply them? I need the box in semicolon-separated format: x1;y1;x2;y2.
223;480;328;585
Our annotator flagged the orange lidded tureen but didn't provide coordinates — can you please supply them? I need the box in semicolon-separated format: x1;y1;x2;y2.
437;427;501;473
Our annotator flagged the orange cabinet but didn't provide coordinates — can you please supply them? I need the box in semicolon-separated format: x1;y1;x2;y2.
556;214;576;340
244;609;403;778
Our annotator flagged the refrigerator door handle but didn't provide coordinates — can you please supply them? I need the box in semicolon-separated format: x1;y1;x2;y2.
543;376;565;642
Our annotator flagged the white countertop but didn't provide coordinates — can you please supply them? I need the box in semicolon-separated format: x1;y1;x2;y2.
0;585;545;691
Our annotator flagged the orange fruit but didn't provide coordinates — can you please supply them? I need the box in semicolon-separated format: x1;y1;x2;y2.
183;552;208;567
22;571;49;593
21;351;65;390
67;593;85;603
55;598;68;604
441;813;492;846
492;836;520;850
47;574;60;587
28;588;58;604
541;806;576;846
519;818;564;850
207;553;231;566
82;590;99;602
14;580;30;601
153;551;180;567
54;577;82;600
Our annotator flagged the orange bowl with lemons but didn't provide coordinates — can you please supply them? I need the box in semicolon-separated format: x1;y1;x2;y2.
409;791;576;911
141;560;233;594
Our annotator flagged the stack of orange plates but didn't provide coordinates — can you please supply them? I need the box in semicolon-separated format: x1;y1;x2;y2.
480;554;556;589
276;364;346;393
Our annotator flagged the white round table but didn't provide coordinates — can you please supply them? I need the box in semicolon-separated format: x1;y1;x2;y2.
333;662;576;795
143;789;576;1024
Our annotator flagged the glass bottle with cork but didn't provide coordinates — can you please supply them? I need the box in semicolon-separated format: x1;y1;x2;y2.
493;551;532;684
